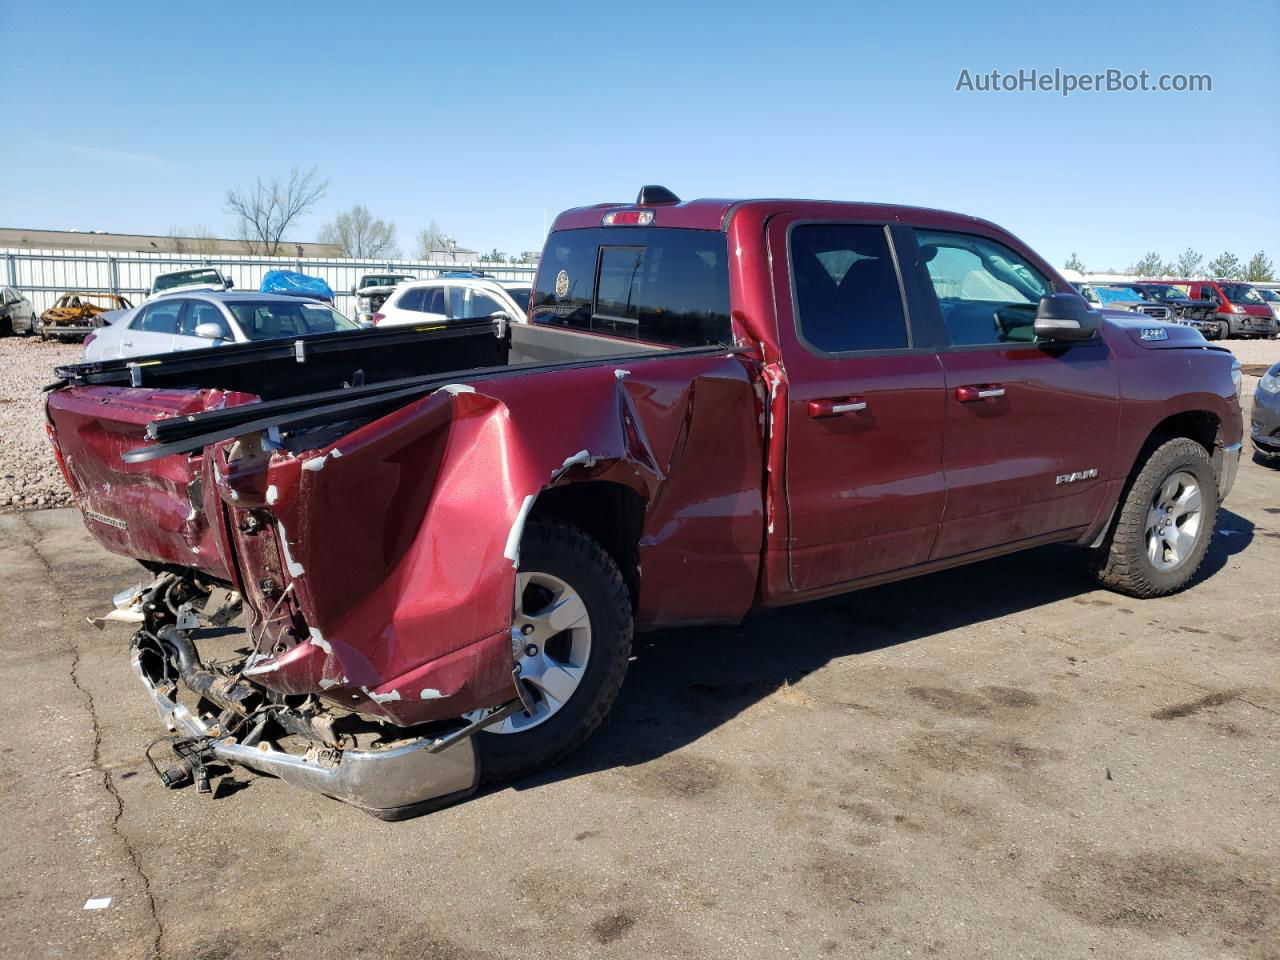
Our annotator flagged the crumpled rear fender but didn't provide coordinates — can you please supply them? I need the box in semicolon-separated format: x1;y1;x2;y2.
217;353;764;725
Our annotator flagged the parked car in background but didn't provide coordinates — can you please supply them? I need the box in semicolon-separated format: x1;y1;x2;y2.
1131;282;1222;339
38;292;133;341
1256;286;1280;323
499;280;533;315
147;267;234;299
1092;285;1175;322
1252;361;1280;465
82;292;359;361
1186;279;1277;338
0;286;35;336
372;275;526;328
352;273;417;321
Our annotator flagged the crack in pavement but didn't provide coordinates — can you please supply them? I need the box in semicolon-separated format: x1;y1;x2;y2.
16;513;165;960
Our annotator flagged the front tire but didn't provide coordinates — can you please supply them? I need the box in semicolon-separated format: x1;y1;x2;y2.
474;520;633;785
1088;438;1218;598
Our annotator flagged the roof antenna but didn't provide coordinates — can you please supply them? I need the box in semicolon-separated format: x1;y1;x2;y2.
636;185;680;205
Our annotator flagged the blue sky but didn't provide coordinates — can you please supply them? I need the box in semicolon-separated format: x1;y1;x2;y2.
1;0;1276;270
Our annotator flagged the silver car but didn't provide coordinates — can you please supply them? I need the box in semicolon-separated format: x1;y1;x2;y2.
83;291;359;362
1;286;35;336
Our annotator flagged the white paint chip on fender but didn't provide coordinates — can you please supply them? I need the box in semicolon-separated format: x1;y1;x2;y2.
438;383;476;396
301;449;342;472
420;688;445;700
308;628;332;655
503;494;537;568
266;484;279;505
277;522;304;577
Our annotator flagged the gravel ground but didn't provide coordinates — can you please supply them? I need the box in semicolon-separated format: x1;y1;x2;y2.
0;336;83;511
0;331;1275;514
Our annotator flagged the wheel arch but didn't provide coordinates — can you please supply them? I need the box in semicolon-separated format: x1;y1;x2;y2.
527;479;646;612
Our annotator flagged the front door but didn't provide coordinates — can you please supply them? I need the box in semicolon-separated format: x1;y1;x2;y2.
905;227;1121;557
770;218;948;592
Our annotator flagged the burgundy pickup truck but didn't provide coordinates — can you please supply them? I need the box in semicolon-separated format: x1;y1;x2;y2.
46;187;1244;817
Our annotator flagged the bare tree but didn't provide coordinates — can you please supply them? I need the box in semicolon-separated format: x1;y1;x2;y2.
225;167;328;255
192;225;221;256
167;227;188;255
1063;252;1086;272
317;205;399;258
415;221;449;259
1174;248;1204;278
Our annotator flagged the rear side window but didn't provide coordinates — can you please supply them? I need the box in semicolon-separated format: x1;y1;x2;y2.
397;288;425;311
531;227;730;347
133;300;185;333
790;224;908;353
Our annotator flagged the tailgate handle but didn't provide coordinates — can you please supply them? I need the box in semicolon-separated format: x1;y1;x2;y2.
956;384;1005;403
808;397;867;418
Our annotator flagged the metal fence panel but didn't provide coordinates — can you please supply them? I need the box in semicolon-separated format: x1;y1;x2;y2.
2;248;538;314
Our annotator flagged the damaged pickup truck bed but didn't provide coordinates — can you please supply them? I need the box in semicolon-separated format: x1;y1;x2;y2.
46;188;1244;817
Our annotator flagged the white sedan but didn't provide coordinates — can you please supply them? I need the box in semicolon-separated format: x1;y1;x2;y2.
372;276;526;327
84;292;359;361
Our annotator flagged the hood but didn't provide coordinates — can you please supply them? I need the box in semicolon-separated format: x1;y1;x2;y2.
1103;313;1223;351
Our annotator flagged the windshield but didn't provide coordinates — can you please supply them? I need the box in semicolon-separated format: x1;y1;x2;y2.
154;269;223;292
532;227;731;348
1219;283;1265;305
359;275;414;289
226;300;359;340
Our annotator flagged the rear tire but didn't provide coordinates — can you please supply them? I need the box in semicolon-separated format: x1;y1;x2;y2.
474;520;633;785
1088;438;1218;598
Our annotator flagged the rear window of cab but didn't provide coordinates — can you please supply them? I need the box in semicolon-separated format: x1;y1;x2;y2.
531;227;731;348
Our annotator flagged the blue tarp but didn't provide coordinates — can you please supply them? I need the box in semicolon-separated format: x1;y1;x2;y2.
259;270;334;302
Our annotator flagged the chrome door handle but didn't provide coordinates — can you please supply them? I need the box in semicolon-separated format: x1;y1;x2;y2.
809;397;867;418
956;384;1005;402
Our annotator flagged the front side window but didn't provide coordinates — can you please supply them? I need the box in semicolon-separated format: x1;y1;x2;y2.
180;301;232;339
914;229;1051;346
133;300;185;333
789;224;908;353
531;227;731;348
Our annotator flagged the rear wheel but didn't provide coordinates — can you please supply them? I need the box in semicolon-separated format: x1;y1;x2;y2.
1088;438;1218;597
1212;321;1229;341
473;520;633;785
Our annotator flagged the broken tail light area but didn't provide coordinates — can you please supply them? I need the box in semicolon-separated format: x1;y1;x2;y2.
602;210;654;226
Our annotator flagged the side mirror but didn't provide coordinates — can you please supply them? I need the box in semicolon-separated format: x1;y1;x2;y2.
224;278;234;289
193;322;227;341
1033;293;1101;341
143;287;151;297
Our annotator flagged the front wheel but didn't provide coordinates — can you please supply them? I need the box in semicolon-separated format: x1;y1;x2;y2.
473;519;633;785
1088;438;1218;598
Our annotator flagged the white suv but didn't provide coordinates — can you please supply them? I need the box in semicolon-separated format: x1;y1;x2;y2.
372;276;526;328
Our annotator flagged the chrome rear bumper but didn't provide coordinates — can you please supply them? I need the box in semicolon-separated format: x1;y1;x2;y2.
131;648;479;819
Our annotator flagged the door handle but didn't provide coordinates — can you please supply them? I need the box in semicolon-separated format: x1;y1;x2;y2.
808;397;867;418
955;384;1005;403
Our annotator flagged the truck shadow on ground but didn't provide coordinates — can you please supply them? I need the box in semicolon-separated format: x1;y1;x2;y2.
506;508;1254;793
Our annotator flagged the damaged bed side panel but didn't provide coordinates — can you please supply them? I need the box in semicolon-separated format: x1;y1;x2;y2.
219;353;764;726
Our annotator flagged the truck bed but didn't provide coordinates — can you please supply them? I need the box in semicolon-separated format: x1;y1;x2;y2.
53;319;684;461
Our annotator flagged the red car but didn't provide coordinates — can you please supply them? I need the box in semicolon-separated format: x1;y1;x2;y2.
1185;279;1277;339
45;188;1244;817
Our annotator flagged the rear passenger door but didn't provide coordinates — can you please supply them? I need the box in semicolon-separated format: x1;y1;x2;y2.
905;228;1120;557
771;218;948;591
123;299;187;357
